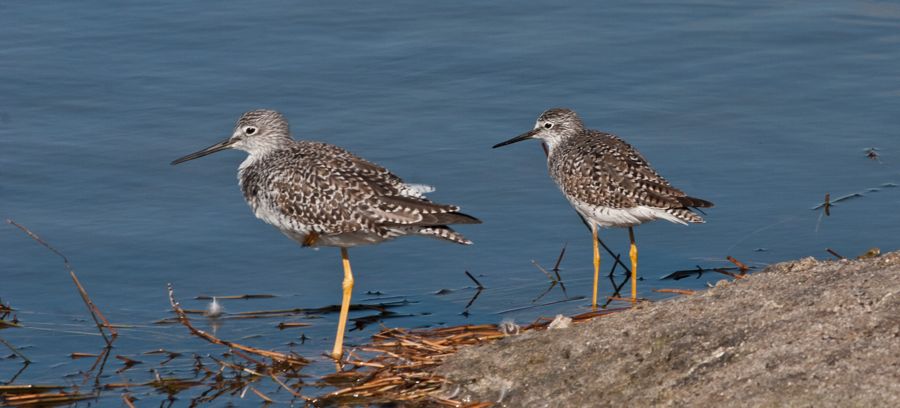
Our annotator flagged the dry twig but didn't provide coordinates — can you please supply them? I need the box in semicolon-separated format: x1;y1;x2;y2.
167;283;308;366
0;338;30;364
464;270;484;289
826;248;845;260
653;288;696;296
7;219;117;346
726;256;750;273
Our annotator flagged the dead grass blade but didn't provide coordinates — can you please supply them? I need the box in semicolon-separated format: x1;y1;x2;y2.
726;256;750;273
249;386;273;403
122;393;137;408
0;385;96;407
653;288;696;296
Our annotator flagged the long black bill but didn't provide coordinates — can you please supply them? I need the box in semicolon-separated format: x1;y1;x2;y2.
492;129;539;149
171;138;234;165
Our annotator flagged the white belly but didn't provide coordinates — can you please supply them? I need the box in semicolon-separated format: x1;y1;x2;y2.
252;202;389;248
568;197;687;228
313;232;388;247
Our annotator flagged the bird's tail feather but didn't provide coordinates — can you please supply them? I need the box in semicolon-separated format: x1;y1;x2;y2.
424;211;481;226
677;196;714;208
414;226;473;245
666;207;705;224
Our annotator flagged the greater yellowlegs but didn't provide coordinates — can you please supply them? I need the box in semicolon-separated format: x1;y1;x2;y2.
172;109;480;359
493;108;712;306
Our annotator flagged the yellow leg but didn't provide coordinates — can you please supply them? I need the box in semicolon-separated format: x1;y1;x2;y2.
331;247;354;360
629;227;638;302
591;224;600;309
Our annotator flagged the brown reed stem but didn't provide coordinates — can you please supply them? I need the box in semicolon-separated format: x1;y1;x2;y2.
653;288;696;296
167;283;308;366
726;256;750;272
0;337;30;363
6;219;117;346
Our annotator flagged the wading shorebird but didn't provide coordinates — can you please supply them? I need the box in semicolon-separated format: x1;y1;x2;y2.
493;108;712;306
172;109;480;359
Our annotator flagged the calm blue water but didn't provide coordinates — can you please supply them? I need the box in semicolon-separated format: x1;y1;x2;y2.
3;0;900;405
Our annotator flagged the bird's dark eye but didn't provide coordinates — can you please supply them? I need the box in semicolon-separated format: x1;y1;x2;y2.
544;123;553;129
245;127;257;135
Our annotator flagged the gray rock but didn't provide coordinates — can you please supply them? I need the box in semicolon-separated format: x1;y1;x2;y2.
438;252;900;407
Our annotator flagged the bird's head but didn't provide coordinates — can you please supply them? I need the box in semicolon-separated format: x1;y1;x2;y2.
171;109;292;165
493;108;584;151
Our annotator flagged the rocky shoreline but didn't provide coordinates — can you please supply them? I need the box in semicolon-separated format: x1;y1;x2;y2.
438;252;900;407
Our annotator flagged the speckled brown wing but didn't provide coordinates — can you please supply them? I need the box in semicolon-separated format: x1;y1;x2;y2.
242;143;374;236
312;143;479;228
245;141;477;240
551;130;709;212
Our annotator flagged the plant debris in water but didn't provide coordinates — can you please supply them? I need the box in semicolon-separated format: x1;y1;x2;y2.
2;220;750;406
318;307;625;406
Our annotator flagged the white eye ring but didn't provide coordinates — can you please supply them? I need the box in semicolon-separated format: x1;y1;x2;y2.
244;126;257;135
543;123;553;129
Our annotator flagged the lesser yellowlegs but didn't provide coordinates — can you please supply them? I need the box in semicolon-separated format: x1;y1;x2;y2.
493;108;712;306
172;109;480;359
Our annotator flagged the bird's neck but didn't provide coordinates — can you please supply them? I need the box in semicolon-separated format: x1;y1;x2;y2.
238;139;293;172
542;135;567;158
238;153;261;173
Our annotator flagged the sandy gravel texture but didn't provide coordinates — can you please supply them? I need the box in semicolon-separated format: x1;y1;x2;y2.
438;252;900;407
